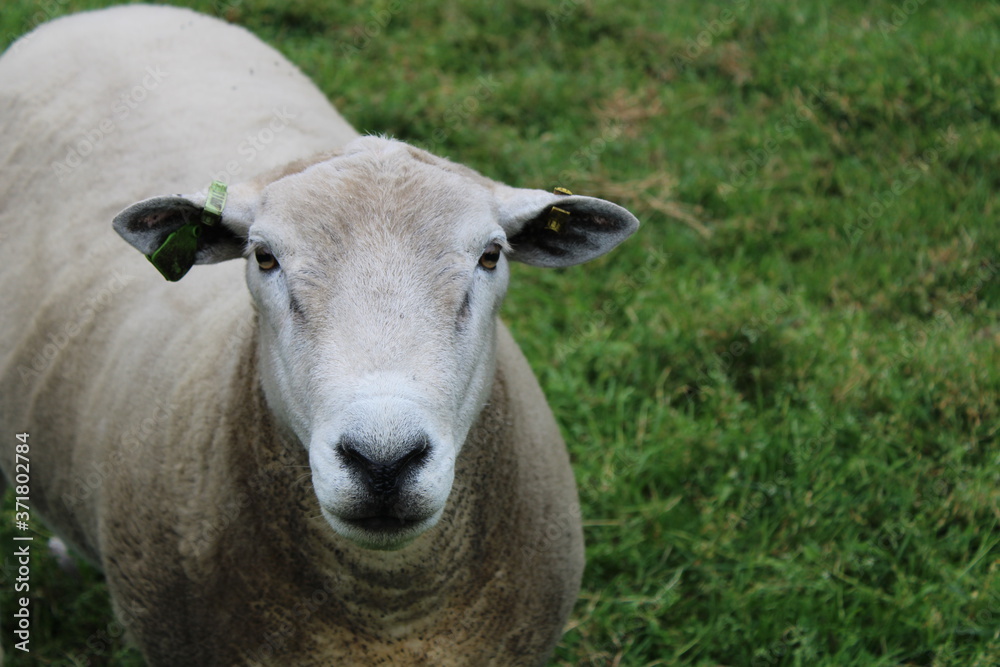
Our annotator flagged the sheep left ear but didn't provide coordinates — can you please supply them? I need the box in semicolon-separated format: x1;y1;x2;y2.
495;187;639;268
113;181;258;281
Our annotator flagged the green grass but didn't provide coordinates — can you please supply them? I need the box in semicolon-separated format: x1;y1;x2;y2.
2;0;999;665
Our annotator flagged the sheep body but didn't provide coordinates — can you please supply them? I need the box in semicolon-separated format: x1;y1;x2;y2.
0;6;637;665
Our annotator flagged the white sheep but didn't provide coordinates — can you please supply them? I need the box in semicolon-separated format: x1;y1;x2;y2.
0;5;638;665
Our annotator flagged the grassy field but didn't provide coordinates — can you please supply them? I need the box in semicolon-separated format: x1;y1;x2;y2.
2;0;999;665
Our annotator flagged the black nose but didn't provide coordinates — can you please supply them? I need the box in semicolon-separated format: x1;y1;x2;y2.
337;435;429;498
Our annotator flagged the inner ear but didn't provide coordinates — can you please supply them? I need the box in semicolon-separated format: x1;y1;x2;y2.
507;206;594;265
114;196;201;257
505;195;639;268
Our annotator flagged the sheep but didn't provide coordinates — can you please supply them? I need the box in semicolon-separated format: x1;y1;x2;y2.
0;5;639;665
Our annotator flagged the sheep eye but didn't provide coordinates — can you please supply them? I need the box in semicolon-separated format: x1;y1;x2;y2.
255;248;278;271
478;242;501;271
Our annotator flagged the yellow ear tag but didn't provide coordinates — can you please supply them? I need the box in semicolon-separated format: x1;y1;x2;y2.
545;206;570;233
545;187;573;232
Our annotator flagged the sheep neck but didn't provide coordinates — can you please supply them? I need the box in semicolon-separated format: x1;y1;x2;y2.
208;306;521;643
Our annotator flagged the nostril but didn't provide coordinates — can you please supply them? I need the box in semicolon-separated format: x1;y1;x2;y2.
395;440;429;470
337;436;430;497
338;440;374;470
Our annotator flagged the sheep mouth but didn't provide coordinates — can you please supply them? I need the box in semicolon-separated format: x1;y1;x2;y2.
342;515;426;533
322;505;442;550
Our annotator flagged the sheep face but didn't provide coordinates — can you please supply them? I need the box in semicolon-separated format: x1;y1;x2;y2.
246;144;508;550
113;136;639;551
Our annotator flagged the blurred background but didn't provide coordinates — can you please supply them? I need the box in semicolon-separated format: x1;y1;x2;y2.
1;1;998;665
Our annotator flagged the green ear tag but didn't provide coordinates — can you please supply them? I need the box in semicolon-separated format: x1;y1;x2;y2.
146;181;228;282
202;180;228;226
148;223;202;282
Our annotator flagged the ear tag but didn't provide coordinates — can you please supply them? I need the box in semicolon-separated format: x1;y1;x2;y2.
148;223;202;282
545;187;573;232
545;206;570;233
147;180;228;282
202;180;228;226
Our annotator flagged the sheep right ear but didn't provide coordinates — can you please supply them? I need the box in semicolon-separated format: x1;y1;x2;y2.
493;186;639;268
113;181;258;281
